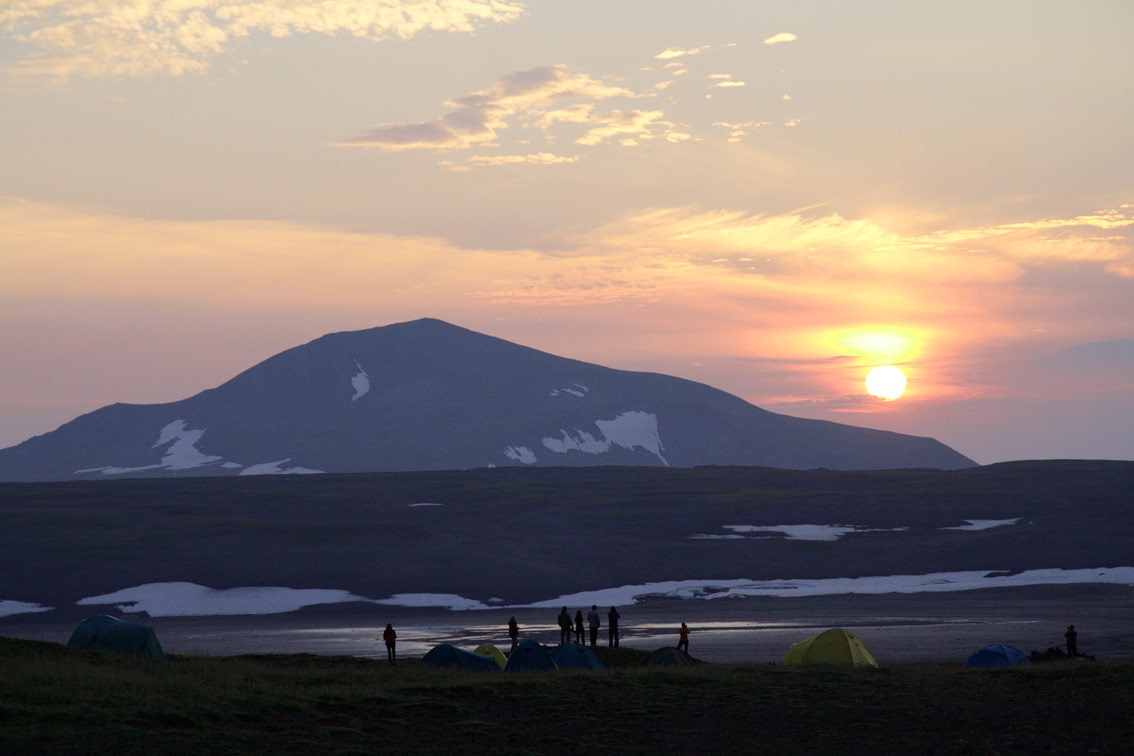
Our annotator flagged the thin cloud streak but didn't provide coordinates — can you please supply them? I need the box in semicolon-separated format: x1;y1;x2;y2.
336;65;637;151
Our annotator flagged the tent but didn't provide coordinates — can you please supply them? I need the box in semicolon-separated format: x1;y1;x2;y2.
421;643;501;672
67;615;165;659
550;642;606;670
472;643;508;669
643;646;698;667
785;628;878;668
966;644;1031;668
504;640;557;672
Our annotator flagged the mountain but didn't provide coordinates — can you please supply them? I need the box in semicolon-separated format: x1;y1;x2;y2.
0;318;974;482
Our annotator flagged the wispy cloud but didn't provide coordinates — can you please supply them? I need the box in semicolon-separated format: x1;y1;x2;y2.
534;101;692;147
0;1;526;84
713;121;770;142
763;32;798;45
711;81;746;88
336;66;635;151
443;152;582;170
653;45;710;60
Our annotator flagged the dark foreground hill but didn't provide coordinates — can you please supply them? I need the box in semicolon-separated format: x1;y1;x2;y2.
0;318;974;482
2;636;1131;756
0;460;1128;612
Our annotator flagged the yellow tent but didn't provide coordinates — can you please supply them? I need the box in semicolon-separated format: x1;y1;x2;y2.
785;628;878;667
472;643;508;669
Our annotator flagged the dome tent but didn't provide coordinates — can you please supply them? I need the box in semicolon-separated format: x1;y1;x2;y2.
504;639;557;672
785;628;878;668
472;643;508;669
966;644;1031;668
550;642;606;670
421;643;500;672
67;615;165;659
642;646;698;666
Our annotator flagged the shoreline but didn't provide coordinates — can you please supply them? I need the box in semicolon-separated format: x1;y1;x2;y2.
4;584;1131;664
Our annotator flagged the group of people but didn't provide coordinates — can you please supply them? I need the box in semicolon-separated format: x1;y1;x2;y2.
381;607;697;663
554;605;621;648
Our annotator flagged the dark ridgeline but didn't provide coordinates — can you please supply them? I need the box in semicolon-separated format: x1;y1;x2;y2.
0;318;975;482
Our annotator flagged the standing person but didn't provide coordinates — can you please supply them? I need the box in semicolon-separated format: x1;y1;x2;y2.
677;622;690;654
558;606;572;646
1065;624;1078;657
587;605;601;648
574;610;585;645
382;623;397;664
508;616;519;653
608;606;621;647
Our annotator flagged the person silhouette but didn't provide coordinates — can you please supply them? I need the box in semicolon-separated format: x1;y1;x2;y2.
677;622;690;653
587;605;601;648
382;623;397;664
508;616;519;653
558;606;572;646
608;606;620;647
1065;624;1078;656
574;610;585;645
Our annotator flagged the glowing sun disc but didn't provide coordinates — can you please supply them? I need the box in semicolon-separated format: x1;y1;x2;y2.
865;365;907;401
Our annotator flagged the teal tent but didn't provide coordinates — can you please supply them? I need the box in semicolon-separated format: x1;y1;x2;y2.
504;640;557;672
421;643;501;671
550;642;606;670
67;615;165;659
966;644;1030;668
643;646;698;666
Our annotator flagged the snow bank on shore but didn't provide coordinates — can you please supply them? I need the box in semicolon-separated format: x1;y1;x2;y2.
72;567;1134;617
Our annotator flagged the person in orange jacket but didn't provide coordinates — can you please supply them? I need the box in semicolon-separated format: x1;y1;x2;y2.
383;623;397;664
677;622;690;653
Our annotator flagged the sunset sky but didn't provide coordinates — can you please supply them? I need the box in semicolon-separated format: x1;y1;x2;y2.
2;1;1131;464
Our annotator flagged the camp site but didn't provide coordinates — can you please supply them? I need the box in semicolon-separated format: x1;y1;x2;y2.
3;613;1132;756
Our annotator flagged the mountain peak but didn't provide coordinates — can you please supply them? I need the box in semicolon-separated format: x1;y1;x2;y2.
0;320;976;481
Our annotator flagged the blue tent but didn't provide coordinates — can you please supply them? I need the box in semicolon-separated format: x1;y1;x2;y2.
421;643;501;672
504;640;558;672
550;642;606;670
965;644;1031;668
67;615;165;659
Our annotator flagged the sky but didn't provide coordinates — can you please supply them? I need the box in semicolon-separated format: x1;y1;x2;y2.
1;0;1132;465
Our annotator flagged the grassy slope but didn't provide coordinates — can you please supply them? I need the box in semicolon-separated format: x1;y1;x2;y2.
2;637;1130;756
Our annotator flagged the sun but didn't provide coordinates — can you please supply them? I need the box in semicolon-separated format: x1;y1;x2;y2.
865;365;907;401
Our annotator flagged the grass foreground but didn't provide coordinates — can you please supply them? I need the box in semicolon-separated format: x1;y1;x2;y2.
2;636;1131;756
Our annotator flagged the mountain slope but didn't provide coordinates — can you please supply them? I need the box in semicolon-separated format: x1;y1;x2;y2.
0;318;975;481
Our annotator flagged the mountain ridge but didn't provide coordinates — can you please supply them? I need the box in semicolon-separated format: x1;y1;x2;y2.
0;318;975;481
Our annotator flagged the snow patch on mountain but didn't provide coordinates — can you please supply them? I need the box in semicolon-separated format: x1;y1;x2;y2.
596;411;668;465
550;383;589;398
504;446;537;464
239;459;324;476
74;419;223;476
543;429;609;454
541;410;668;465
350;360;370;401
